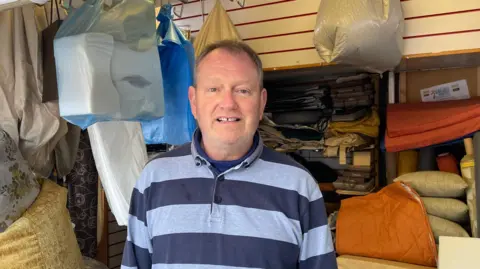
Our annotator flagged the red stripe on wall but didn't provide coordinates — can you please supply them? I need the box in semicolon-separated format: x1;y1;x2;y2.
173;0;200;6
257;47;315;55
404;28;480;39
190;12;317;33
173;0;294;21
243;30;314;41
405;8;480;20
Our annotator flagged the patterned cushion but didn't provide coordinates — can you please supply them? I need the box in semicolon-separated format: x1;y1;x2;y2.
0;129;40;232
0;179;85;269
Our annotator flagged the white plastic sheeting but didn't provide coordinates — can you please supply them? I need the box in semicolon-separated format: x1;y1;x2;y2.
88;121;148;226
54;0;164;129
54;32;164;129
313;0;404;74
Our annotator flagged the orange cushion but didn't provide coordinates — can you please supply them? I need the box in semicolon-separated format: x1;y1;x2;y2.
336;182;437;267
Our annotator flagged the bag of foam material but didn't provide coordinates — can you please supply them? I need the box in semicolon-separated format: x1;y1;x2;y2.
54;0;164;129
313;0;404;74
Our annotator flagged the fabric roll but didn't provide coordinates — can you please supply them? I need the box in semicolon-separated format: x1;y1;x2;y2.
397;150;418;176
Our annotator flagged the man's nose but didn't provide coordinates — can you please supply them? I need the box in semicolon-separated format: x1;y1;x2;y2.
219;90;238;109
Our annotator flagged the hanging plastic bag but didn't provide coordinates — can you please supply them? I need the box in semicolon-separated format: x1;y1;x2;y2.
54;0;165;129
193;0;241;58
141;4;196;145
313;0;404;74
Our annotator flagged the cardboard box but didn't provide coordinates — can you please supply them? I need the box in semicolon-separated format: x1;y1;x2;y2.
401;67;480;103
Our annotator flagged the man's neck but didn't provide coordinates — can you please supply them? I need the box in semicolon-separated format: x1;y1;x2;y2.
201;139;253;161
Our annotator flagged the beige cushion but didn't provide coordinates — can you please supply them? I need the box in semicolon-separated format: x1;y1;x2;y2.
394;171;467;198
0;129;40;232
428;215;470;243
421;197;469;223
0;179;84;269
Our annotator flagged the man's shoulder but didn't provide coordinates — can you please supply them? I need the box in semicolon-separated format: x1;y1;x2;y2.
146;143;192;165
259;146;310;175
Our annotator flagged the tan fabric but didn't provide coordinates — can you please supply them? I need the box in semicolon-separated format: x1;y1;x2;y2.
338;255;436;269
421;197;469;223
193;0;241;58
0;179;84;269
394;171;468;198
336;182;437;267
0;6;79;177
0;129;40;232
324;133;367;147
328;108;380;138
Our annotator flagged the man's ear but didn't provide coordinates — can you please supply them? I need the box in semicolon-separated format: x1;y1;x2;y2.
188;86;197;119
259;88;267;120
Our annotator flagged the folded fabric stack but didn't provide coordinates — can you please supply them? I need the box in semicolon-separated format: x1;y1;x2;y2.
261;75;380;189
394;171;471;243
385;97;480;152
259;115;325;152
266;85;332;114
326;77;379;192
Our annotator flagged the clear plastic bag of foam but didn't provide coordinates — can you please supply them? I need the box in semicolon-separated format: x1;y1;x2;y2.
54;0;164;129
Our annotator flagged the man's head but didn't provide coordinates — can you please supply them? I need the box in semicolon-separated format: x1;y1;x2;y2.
188;40;267;160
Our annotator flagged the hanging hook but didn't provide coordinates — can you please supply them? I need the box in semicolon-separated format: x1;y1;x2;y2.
173;2;184;18
229;0;245;8
237;0;245;8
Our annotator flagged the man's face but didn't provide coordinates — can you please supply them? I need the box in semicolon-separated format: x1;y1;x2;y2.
188;49;267;149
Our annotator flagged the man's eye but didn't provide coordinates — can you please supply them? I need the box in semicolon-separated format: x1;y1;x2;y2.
207;88;217;92
238;89;251;94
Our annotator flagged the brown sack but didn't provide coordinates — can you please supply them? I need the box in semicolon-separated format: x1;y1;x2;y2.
336;182;437;267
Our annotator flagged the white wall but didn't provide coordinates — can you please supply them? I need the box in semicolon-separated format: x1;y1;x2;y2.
162;0;480;69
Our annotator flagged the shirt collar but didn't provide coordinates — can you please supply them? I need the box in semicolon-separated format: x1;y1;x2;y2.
191;129;263;170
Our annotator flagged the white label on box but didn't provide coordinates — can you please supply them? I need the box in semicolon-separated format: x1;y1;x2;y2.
420;79;470;102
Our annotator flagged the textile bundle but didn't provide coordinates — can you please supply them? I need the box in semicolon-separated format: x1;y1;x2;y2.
385;97;480;152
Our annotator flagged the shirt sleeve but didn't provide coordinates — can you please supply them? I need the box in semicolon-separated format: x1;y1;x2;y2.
121;179;153;269
298;178;338;269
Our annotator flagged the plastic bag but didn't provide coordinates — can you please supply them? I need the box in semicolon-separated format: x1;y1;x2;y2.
193;0;241;58
313;0;404;74
54;0;165;129
141;4;196;145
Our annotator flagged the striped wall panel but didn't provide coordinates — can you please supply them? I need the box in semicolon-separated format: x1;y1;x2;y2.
107;210;127;269
160;0;480;70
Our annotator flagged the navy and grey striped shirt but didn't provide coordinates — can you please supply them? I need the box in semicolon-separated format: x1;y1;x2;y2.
121;132;337;269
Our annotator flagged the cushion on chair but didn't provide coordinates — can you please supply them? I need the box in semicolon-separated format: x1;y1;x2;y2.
0;179;84;269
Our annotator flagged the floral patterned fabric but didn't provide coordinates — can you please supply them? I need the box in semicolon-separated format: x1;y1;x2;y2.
65;130;98;258
0;129;40;232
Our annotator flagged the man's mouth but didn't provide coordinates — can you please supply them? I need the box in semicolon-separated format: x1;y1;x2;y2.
217;117;241;122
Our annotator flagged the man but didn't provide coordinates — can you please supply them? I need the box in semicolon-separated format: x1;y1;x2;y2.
121;40;337;269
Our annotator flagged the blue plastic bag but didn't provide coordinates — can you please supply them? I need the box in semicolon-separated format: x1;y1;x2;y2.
141;4;196;145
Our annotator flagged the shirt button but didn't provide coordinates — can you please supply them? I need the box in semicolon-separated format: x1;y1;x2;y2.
218;176;225;181
214;195;222;204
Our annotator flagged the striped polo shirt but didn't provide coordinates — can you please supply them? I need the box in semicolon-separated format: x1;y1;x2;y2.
121;132;337;269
